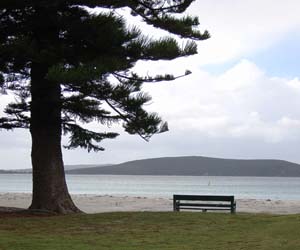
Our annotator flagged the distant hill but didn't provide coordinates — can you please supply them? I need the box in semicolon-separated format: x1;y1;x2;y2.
0;169;32;174
0;164;111;174
65;156;300;177
64;164;113;171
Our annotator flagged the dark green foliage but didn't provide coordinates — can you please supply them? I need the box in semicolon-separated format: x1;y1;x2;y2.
0;0;209;151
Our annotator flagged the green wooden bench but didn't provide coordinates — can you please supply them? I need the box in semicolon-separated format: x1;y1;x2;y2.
173;194;236;213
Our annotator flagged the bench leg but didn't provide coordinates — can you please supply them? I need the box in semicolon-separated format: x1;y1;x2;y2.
231;206;236;214
173;201;180;212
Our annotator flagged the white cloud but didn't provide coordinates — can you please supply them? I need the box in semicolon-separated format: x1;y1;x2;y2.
287;78;300;89
189;0;300;65
278;117;300;128
215;60;264;91
142;59;300;145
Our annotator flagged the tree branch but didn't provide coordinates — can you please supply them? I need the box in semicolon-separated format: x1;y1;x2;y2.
104;98;150;141
112;70;191;83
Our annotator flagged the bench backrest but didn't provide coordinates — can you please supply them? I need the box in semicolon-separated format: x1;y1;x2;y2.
173;194;235;202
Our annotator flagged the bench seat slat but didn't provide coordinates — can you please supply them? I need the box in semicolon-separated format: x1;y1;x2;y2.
178;203;233;208
178;207;232;211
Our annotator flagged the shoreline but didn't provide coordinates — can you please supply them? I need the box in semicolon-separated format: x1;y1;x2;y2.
1;193;300;214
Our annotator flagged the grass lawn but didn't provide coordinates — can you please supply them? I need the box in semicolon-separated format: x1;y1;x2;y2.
0;212;300;250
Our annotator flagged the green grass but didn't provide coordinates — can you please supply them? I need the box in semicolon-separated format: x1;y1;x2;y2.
0;212;300;250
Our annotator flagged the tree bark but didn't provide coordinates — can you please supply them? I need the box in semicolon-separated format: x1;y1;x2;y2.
29;63;81;214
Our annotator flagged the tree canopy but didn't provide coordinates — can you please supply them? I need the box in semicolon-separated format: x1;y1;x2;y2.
0;0;209;150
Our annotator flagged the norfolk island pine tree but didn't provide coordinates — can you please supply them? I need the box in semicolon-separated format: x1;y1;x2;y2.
0;0;209;214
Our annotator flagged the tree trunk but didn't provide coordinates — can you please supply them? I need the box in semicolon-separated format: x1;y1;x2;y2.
29;63;81;214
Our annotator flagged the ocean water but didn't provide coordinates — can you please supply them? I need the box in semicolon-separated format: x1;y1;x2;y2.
0;174;300;200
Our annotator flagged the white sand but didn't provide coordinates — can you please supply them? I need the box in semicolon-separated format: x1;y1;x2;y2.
1;192;300;214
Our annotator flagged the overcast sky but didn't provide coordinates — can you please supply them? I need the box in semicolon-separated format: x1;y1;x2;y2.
1;0;300;169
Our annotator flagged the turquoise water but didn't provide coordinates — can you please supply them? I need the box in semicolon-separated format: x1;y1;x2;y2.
0;174;300;200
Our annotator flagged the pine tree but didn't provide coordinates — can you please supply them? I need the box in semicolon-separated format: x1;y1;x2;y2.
0;0;209;214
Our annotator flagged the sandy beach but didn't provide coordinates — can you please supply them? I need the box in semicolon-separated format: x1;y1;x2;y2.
1;192;300;214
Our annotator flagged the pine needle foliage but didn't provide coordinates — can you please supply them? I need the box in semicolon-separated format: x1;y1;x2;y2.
0;0;209;152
